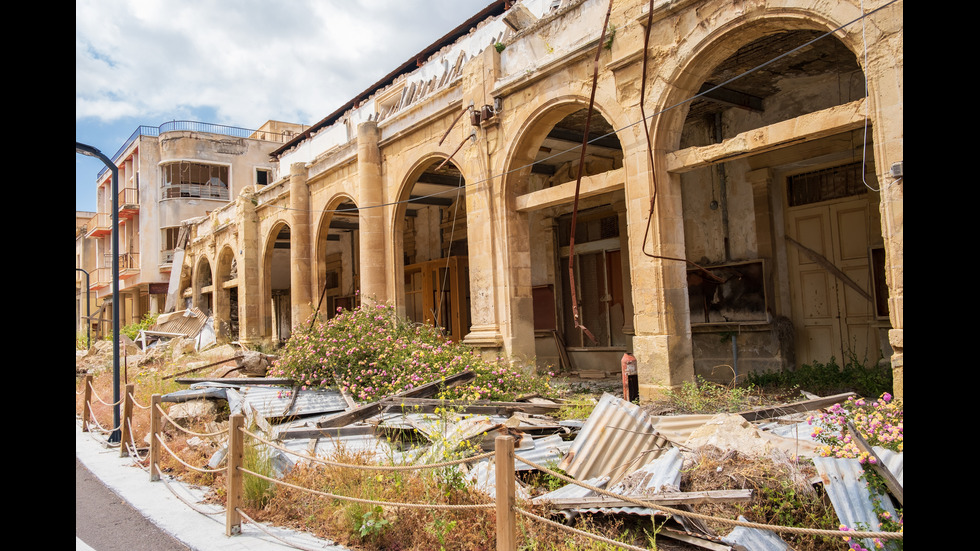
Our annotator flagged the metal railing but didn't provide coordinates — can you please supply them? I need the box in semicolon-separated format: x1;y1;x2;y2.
162;184;229;200
118;187;139;206
97;121;291;180
102;252;140;271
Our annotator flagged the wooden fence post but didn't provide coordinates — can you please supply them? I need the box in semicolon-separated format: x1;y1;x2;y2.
496;434;516;551
149;394;161;481
119;383;134;457
82;374;93;432
226;413;244;536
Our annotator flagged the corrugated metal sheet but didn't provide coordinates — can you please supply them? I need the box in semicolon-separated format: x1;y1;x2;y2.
873;446;903;487
150;307;209;337
812;456;900;551
233;385;349;419
721;515;792;551
558;393;673;487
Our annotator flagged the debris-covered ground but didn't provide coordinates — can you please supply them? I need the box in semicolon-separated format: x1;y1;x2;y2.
76;322;902;551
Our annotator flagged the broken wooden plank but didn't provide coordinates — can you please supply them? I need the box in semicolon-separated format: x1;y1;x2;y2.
737;392;856;421
315;371;477;428
173;377;295;385
846;420;903;506
276;424;378;441
536;489;753;509
381;397;563;416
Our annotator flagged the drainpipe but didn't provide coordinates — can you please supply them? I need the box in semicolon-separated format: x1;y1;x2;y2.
76;142;121;444
731;333;738;383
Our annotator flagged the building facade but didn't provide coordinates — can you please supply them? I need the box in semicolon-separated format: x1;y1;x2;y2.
79;120;308;335
176;0;904;400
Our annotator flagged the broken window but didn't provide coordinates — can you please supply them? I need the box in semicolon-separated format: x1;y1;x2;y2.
256;168;271;187
787;162;866;207
162;162;230;200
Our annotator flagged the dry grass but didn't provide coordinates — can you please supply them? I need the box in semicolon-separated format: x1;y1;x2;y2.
77;356;854;551
682;446;847;551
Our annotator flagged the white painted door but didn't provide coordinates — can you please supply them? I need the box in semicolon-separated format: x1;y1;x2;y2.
786;197;879;366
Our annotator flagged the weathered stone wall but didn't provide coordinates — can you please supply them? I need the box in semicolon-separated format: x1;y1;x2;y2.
180;0;903;400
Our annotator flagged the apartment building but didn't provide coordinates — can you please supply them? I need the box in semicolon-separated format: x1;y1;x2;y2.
79;120;308;335
173;0;903;400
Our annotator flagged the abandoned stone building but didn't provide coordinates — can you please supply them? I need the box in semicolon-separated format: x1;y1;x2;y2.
137;0;904;400
76;120;309;336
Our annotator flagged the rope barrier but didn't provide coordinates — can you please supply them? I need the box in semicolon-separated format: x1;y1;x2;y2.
157;472;226;516
515;456;903;541
129;392;150;410
87;411;123;434
515;507;649;551
244;428;495;471
154;433;226;474
157;404;230;438
88;381;124;407
238;467;495;511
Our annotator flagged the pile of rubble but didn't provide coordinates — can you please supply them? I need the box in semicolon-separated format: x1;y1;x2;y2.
151;367;902;551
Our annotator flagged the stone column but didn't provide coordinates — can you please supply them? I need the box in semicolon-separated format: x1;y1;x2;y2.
236;188;263;345
290;163;313;329
627;149;695;400
357;121;388;306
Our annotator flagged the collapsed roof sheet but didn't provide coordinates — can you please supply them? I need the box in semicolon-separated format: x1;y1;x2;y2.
558;393;673;487
812;455;901;551
150;307;209;337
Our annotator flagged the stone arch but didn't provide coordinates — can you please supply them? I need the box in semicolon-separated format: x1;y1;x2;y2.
262;219;292;344
500;94;634;369
647;4;887;382
194;255;214;315
215;245;238;342
391;153;470;341
313;193;362;320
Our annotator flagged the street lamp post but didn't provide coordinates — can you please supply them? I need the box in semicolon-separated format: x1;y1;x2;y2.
76;142;121;444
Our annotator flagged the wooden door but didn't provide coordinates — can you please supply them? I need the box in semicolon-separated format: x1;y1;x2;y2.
786;198;878;366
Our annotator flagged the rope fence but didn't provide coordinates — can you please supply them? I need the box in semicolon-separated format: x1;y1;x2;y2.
77;383;904;550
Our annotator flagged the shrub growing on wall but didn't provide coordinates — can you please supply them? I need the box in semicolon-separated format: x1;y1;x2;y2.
272;303;549;402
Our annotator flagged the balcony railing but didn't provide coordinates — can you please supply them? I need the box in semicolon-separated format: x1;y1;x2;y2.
102;252;140;272
86;213;111;238
162;184;229;200
97;121;293;180
118;186;139;206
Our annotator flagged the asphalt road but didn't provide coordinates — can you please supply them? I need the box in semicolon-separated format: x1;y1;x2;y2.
76;457;191;551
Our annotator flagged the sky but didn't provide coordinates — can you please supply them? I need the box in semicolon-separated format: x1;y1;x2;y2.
76;0;497;212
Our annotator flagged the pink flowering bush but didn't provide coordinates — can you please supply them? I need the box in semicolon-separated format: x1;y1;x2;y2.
271;303;553;402
810;394;903;550
807;393;903;462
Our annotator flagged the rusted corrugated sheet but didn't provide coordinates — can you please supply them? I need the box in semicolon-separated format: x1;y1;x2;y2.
150;307;209;337
558;393;672;487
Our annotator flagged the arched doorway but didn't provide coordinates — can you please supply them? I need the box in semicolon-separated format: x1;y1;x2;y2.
215;246;238;342
395;158;470;342
195;257;213;315
314;197;362;320
265;223;292;344
505;101;631;373
668;28;888;379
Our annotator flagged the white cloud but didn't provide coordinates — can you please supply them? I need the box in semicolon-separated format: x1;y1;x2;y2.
76;0;494;128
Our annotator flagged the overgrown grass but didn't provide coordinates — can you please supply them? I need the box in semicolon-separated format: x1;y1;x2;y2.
744;355;893;398
661;376;770;414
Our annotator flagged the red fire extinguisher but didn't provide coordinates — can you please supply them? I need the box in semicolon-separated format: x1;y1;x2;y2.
621;352;638;402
